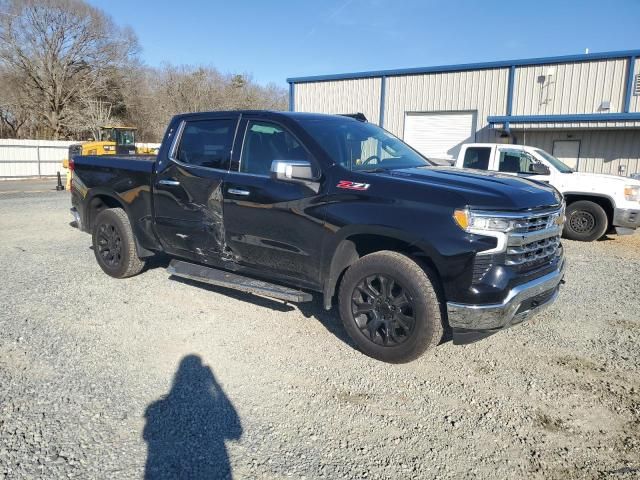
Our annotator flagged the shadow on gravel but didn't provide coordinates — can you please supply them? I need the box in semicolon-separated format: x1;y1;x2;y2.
171;275;356;348
142;253;357;349
143;355;242;480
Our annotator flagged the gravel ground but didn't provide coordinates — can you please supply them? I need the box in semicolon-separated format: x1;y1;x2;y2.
1;190;639;479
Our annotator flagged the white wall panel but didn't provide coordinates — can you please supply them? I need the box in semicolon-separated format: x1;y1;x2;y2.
294;78;382;125
384;68;509;142
512;59;628;115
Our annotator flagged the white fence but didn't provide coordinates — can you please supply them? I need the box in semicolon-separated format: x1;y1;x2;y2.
0;139;161;178
0;139;76;178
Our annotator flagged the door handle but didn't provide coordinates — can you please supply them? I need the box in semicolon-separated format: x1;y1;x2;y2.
158;179;180;186
228;188;250;196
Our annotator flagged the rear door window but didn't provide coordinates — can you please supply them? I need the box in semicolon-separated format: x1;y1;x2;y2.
175;119;236;170
462;147;491;170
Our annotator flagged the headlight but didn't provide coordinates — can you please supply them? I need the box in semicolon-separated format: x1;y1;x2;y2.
624;185;640;202
453;206;565;233
453;209;515;233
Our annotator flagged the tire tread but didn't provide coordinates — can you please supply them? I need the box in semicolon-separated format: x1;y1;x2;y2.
338;250;443;363
92;208;146;278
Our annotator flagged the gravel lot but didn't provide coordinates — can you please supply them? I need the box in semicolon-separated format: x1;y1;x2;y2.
1;188;639;479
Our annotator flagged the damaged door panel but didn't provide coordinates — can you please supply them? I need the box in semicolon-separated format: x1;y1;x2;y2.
152;115;240;265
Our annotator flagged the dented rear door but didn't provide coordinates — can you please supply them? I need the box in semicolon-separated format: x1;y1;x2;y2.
152;114;240;265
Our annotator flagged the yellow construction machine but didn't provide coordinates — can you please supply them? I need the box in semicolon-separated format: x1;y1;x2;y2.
62;126;157;189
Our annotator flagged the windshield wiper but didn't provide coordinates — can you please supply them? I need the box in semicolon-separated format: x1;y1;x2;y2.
359;167;388;173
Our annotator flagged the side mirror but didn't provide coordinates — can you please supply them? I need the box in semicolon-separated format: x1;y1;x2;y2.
271;160;316;181
530;163;550;175
270;160;319;192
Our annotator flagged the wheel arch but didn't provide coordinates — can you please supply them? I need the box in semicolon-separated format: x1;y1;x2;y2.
86;191;127;231
322;227;442;310
86;190;154;257
563;192;614;230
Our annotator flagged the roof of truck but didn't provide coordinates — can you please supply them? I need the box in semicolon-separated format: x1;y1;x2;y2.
172;110;366;122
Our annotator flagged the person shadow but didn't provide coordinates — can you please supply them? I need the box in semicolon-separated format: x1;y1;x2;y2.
143;355;242;480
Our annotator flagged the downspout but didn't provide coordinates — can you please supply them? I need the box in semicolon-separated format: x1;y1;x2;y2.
504;65;516;142
288;82;295;112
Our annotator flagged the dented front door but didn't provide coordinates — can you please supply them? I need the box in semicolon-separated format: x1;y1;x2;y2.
152;115;239;265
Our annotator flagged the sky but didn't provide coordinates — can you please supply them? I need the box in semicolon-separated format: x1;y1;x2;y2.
89;0;640;87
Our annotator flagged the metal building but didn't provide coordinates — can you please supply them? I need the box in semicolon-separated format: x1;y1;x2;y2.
287;49;640;176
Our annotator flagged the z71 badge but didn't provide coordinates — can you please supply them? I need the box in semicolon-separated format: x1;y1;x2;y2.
337;181;370;191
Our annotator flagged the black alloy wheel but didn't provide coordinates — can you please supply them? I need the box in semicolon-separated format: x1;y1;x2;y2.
92;208;146;278
96;222;123;268
351;274;416;346
338;250;443;363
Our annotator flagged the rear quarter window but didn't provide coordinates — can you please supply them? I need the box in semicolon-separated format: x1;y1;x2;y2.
463;147;491;170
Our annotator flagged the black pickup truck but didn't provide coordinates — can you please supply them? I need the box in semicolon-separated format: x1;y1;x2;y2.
70;111;566;363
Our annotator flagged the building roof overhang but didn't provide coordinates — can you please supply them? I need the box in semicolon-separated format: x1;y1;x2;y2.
488;113;640;130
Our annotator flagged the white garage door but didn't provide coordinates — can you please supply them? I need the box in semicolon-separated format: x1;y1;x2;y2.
403;112;476;162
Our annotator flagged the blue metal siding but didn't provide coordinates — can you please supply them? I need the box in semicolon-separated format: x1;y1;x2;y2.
488;113;640;123
379;76;387;127
288;82;295;112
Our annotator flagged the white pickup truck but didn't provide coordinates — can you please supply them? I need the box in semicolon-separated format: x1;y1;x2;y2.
453;143;640;241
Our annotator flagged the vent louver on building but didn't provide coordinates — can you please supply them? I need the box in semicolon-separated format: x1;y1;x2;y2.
635;74;640;96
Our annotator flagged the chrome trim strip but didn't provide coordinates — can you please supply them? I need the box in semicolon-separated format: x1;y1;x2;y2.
507;225;562;246
470;206;562;219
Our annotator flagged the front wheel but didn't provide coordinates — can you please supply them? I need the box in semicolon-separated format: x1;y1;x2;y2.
564;200;608;242
338;251;443;363
92;208;146;278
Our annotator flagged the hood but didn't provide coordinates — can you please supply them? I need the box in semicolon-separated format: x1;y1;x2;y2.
570;171;640;186
386;166;562;211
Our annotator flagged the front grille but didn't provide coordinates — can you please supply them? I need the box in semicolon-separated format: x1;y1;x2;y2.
511;212;557;233
472;207;564;281
506;235;561;267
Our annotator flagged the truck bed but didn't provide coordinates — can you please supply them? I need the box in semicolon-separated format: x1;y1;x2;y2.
71;154;158;250
73;154;156;173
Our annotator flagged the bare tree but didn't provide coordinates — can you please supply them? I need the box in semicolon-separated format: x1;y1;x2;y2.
0;70;31;137
0;0;138;138
0;0;288;142
119;65;288;142
67;99;113;140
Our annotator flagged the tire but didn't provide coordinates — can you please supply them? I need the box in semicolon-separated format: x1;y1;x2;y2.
564;200;608;242
92;208;146;278
338;251;443;363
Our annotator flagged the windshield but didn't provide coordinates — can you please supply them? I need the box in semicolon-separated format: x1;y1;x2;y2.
100;128;136;146
535;148;573;173
296;117;431;171
115;129;136;146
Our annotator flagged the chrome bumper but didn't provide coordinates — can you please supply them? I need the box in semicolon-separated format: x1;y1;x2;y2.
447;259;566;332
613;208;640;234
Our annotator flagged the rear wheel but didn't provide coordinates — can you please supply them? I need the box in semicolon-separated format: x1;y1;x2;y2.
338;251;443;363
564;200;608;242
92;208;146;278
